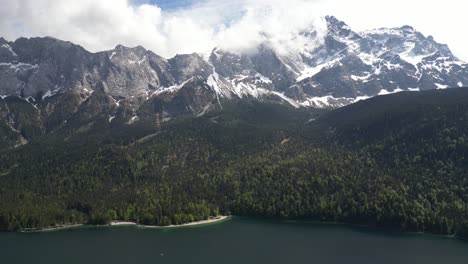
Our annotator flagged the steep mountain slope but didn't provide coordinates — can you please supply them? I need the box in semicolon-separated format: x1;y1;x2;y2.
0;16;467;148
208;16;468;107
0;88;467;238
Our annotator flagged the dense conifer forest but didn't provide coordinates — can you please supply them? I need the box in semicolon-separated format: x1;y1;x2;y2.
0;89;467;239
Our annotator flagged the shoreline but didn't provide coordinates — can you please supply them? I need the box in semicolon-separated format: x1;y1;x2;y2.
20;224;84;233
279;219;463;240
111;215;230;229
19;216;230;233
13;217;467;241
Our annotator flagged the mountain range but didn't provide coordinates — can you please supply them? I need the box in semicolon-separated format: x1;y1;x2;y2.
1;16;467;148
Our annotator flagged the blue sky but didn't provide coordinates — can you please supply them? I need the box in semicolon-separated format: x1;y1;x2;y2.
147;0;200;10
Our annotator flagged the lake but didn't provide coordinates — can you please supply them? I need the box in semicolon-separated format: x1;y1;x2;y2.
0;217;467;264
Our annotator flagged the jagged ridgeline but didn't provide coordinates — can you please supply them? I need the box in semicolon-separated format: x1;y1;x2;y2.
1;16;468;148
0;88;467;239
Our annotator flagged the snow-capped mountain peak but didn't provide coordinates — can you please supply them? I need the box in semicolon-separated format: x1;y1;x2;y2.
0;15;467;129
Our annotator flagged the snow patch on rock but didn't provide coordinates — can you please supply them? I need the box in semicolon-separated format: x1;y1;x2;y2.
42;86;62;100
435;83;449;89
109;51;117;60
271;92;299;108
0;62;39;72
378;88;404;95
1;43;17;56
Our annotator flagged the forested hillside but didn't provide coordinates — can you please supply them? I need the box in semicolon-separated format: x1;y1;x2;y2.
0;89;467;239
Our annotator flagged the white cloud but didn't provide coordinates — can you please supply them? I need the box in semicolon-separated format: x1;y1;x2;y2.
0;0;326;57
212;0;327;55
0;0;466;61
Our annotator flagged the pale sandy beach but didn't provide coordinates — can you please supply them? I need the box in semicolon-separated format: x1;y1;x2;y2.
111;215;230;228
20;216;230;232
21;224;84;233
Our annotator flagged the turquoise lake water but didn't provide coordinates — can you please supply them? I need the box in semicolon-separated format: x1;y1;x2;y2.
1;217;467;264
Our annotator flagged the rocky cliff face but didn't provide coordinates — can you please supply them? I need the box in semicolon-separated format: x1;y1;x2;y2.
286;17;468;107
0;16;467;148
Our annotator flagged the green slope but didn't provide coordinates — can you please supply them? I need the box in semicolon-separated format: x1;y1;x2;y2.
0;90;467;239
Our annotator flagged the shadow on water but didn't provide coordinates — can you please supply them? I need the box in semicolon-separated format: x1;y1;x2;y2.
1;217;467;264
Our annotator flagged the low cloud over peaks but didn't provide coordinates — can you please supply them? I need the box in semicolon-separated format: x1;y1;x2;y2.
0;0;467;60
0;0;325;57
